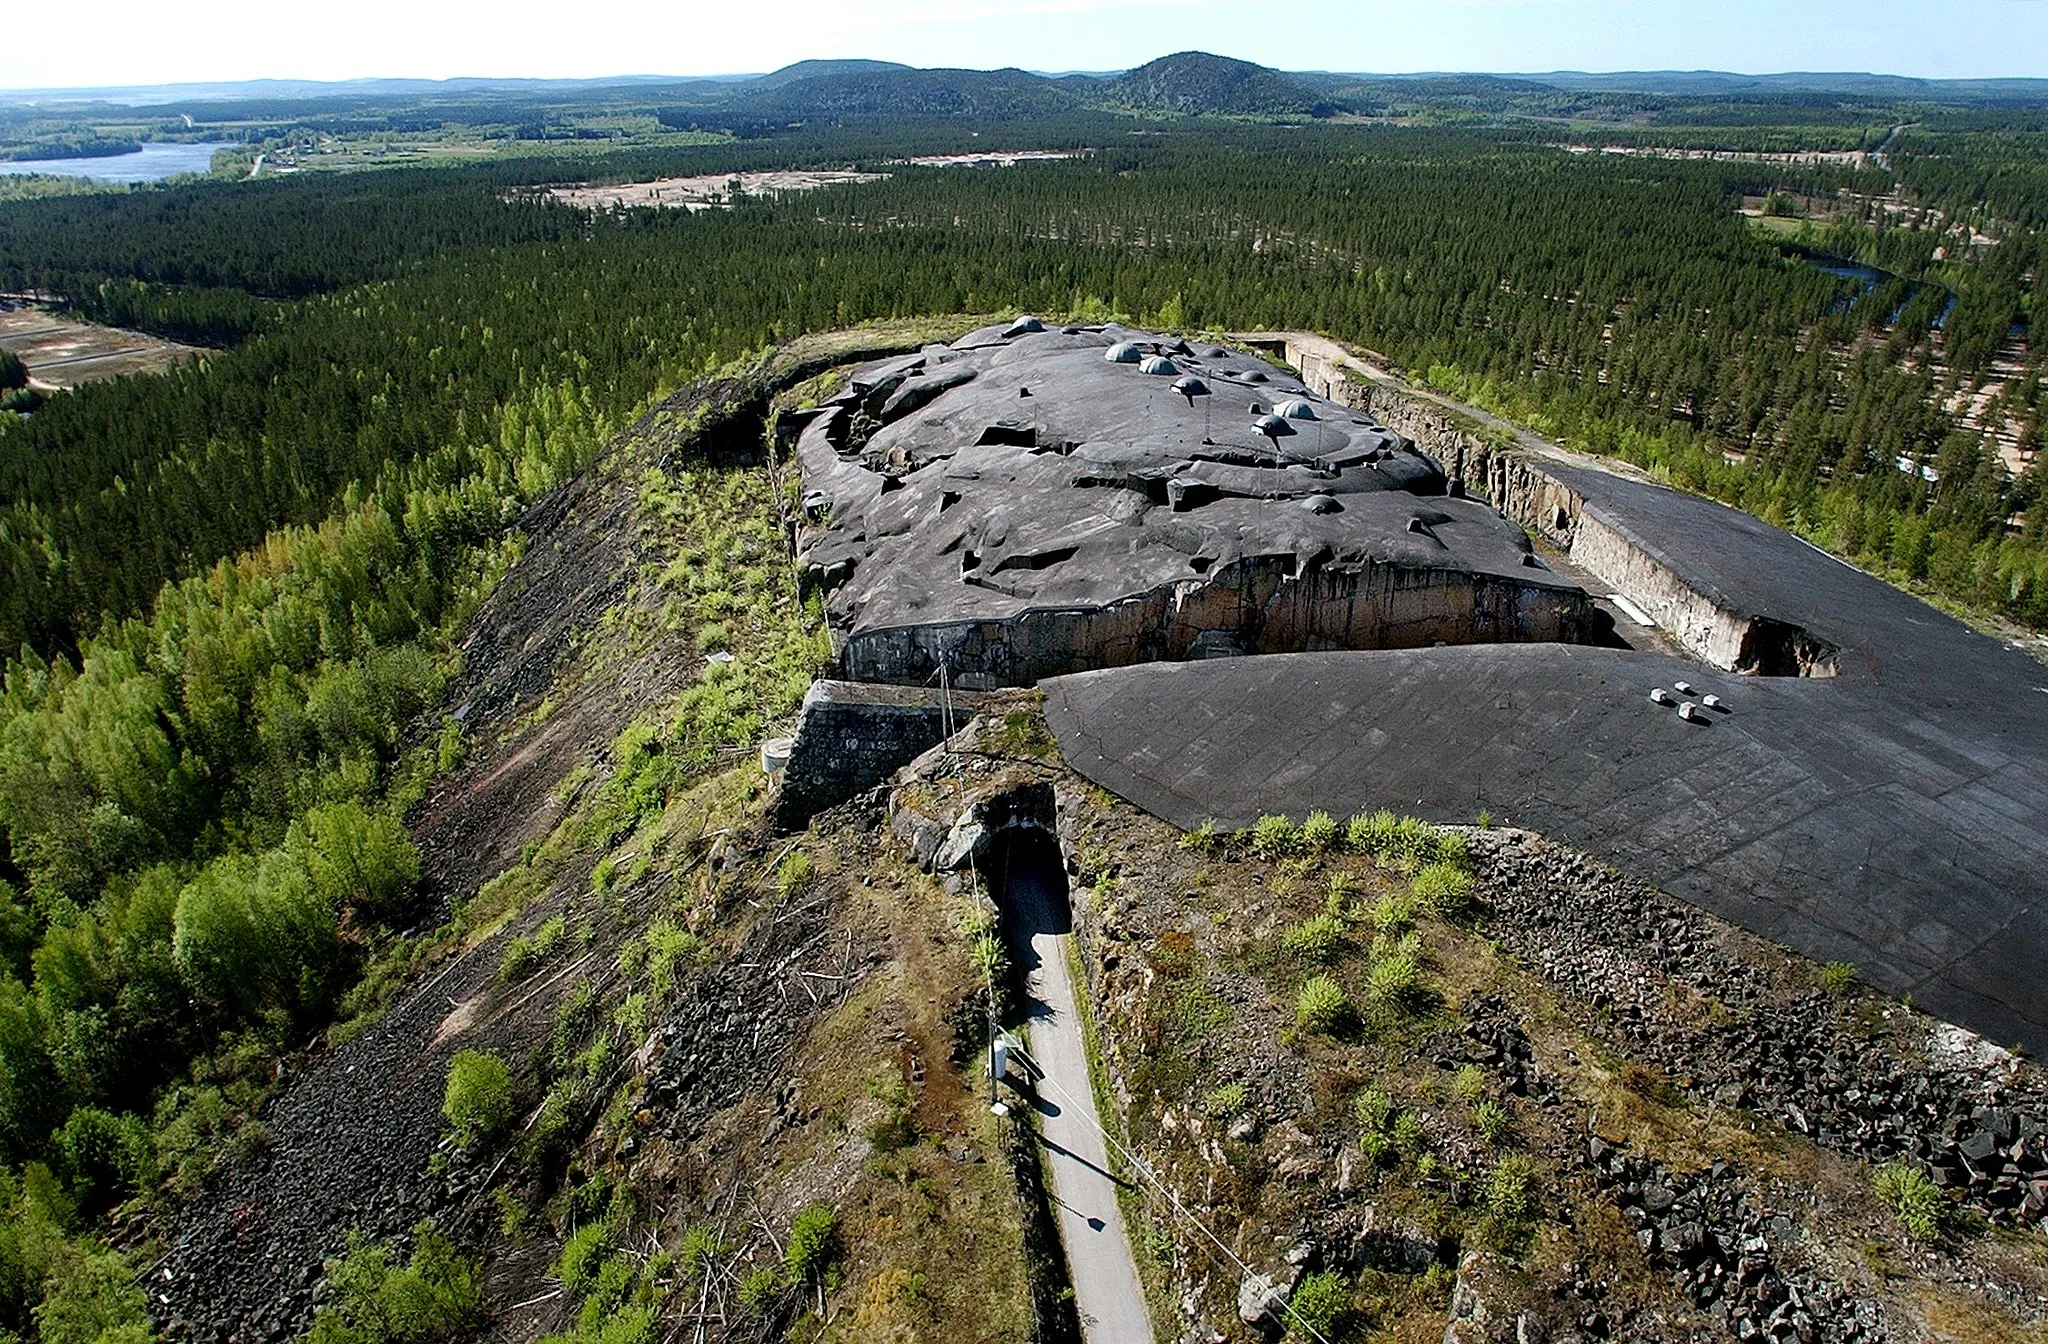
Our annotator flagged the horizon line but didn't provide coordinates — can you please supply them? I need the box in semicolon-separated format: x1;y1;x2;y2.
9;60;2048;100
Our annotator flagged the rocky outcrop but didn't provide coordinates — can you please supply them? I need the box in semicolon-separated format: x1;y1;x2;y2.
1582;1138;1881;1344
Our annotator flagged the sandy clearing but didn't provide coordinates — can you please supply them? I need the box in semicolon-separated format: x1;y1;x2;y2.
543;169;886;211
0;301;200;388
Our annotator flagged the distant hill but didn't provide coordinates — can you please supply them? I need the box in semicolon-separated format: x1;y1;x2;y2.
14;60;2048;120
1093;51;1328;116
745;59;914;92
1516;70;2048;100
725;65;1088;123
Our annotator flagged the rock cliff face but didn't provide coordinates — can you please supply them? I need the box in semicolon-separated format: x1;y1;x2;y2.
795;322;1599;688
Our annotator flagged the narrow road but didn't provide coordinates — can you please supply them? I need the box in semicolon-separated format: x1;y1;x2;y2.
1000;833;1154;1344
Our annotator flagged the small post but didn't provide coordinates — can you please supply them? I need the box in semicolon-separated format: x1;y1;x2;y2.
989;1034;1010;1116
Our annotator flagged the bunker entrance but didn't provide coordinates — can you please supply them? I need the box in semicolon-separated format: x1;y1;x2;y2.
988;829;1074;990
1736;617;1841;678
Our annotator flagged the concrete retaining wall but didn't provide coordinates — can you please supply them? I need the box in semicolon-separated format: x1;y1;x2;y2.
1273;336;1837;677
774;680;991;828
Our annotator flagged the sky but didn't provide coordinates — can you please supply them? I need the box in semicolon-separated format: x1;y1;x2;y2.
7;0;2048;92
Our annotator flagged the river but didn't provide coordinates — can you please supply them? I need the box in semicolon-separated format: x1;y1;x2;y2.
0;142;234;183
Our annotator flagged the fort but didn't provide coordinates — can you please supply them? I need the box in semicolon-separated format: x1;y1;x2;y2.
781;320;2048;1054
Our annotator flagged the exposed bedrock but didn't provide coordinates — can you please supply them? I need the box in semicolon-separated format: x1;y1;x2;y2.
835;554;1592;687
795;322;1599;687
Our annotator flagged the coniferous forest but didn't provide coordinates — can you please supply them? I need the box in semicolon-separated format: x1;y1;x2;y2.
0;80;2043;1340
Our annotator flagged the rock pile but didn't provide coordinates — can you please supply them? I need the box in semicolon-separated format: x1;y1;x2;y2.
1583;1137;1881;1344
1471;829;2048;1236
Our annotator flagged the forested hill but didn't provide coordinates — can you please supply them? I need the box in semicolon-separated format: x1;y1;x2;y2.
0;93;2042;1342
1091;52;1327;115
0;125;2041;669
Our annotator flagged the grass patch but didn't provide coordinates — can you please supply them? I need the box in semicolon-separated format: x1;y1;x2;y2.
442;1050;514;1150
1872;1162;1947;1241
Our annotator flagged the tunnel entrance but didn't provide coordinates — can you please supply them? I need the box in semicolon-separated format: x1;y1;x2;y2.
988;829;1074;1028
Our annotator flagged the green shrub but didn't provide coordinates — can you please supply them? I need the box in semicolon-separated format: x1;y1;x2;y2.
773;851;814;902
33;1241;151;1344
1485;1155;1537;1220
971;934;1006;984
1389;815;1438;867
1872;1162;1946;1240
1452;1064;1486;1104
553;978;601;1065
1295;975;1352;1035
172;848;341;1019
543;1302;654;1344
1820;961;1858;994
298;800;421;924
1280;913;1344;963
1370;894;1416;935
1412;862;1475;919
641;919;702;999
738;1266;779;1312
1178;819;1220;853
1391;1110;1427;1156
1345;809;1398;854
306;1221;485;1344
1299;810;1340;854
555;1221;611;1295
784;1205;838;1282
1249;813;1299;861
1363;949;1425;1019
1203;1083;1250;1118
1286;1269;1350;1342
53;1106;154;1216
1353;1087;1393;1131
1077;846;1115;886
677;1225;723;1280
1471;1100;1512;1146
1431;829;1470;870
501;913;568;983
1358;1130;1393;1164
442;1050;514;1149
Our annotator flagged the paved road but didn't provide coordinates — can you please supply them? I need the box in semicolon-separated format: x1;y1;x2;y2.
1001;836;1154;1344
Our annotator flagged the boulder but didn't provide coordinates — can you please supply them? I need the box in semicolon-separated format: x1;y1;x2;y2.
1442;1252;1554;1344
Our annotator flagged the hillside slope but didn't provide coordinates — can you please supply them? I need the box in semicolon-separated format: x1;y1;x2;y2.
149;326;1062;1344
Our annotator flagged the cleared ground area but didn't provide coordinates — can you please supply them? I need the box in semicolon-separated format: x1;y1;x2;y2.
0;301;199;386
543;169;886;210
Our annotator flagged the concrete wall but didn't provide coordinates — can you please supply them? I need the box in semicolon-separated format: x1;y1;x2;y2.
837;553;1596;688
774;680;991;828
1275;337;1837;678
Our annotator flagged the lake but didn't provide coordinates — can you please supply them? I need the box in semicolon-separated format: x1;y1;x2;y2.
0;142;234;183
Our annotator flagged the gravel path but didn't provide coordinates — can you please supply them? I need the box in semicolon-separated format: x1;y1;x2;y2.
1003;836;1154;1344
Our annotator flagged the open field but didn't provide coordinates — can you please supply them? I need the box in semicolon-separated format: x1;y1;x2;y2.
0;298;200;386
543;168;887;210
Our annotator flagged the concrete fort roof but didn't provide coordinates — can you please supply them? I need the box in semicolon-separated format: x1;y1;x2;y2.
1041;460;2048;1053
793;322;1598;686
